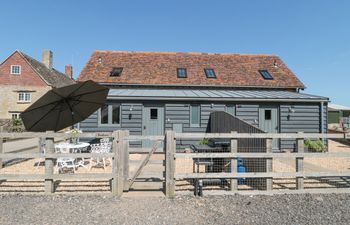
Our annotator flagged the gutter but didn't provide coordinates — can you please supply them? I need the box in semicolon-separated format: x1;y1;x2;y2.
107;96;329;103
99;82;303;90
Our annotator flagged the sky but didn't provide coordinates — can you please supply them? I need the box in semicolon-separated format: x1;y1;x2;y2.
0;0;349;105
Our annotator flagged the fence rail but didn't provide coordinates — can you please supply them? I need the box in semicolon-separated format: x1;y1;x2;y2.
1;130;350;197
174;132;349;139
0;130;129;196
168;130;350;198
175;152;350;158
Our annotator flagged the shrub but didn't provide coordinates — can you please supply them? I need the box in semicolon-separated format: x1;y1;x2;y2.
304;139;326;152
199;138;209;145
7;118;25;133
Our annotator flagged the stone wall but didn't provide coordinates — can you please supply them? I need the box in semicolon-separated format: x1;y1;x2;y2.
0;85;51;119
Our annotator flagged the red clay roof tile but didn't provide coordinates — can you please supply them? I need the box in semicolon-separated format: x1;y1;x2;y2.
77;50;305;89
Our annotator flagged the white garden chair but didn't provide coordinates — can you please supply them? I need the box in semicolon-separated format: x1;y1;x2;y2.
35;138;46;169
72;145;89;169
100;138;110;144
55;144;77;174
89;143;112;171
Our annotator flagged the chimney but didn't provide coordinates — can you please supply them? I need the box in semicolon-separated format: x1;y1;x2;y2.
65;65;73;79
42;50;53;69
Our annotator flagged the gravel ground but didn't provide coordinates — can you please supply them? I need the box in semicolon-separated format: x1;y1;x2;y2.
0;193;349;225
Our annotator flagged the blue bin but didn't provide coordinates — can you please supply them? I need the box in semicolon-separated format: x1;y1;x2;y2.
237;158;246;183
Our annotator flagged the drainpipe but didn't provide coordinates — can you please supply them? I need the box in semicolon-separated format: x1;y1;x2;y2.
320;102;324;135
320;102;326;149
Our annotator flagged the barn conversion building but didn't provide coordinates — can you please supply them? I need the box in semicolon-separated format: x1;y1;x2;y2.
77;51;328;151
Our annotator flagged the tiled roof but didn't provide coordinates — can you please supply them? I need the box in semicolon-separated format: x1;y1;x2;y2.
20;52;75;88
78;51;305;89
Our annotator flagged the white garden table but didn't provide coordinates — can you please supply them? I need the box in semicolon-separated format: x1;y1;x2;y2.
55;142;90;153
55;142;91;170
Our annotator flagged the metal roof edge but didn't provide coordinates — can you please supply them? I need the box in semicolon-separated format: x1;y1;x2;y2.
107;96;328;103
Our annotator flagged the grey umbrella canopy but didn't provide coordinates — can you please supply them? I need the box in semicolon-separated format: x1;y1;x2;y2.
20;80;109;132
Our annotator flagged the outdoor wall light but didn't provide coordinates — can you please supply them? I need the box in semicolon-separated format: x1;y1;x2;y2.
211;103;214;108
129;105;133;111
288;106;295;113
167;118;171;122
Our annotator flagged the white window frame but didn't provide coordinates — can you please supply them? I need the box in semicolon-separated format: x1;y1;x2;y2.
11;113;20;120
18;92;31;103
98;104;121;126
10;65;21;75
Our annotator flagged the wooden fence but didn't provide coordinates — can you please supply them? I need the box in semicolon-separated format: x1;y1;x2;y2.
1;131;350;197
0;131;127;196
167;131;350;197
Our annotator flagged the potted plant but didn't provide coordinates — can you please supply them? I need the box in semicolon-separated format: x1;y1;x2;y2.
66;128;82;144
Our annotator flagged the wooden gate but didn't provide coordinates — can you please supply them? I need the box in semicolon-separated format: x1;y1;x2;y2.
122;133;165;192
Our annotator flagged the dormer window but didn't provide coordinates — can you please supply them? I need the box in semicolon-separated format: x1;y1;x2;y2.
204;68;216;78
259;70;273;80
110;67;123;77
176;68;187;78
11;65;21;75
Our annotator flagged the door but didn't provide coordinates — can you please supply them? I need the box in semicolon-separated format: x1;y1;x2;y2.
259;106;279;150
142;105;164;148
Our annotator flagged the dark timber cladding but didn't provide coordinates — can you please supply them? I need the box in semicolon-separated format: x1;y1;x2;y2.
79;98;328;151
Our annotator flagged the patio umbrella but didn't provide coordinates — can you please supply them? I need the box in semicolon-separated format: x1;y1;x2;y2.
20;80;109;132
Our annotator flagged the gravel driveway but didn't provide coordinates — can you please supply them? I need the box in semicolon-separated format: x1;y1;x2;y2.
0;193;349;225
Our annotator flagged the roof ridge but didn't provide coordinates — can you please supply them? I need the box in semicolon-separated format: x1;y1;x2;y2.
94;50;278;57
17;51;52;86
19;51;53;70
18;50;75;87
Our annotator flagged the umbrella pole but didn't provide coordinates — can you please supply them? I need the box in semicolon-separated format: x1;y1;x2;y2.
71;111;74;130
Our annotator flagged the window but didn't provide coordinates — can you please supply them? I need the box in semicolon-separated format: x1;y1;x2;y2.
265;110;272;120
11;113;20;120
100;105;109;124
204;69;216;78
259;70;273;80
176;68;187;78
11;65;21;75
18;92;31;103
226;105;235;115
110;67;123;77
190;105;200;126
99;104;121;125
150;108;158;119
111;105;120;124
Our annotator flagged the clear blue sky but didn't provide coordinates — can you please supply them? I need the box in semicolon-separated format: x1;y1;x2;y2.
1;0;349;105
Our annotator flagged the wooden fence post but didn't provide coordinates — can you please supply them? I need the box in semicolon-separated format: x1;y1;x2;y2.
266;138;273;191
296;132;304;189
111;131;117;195
165;130;176;198
230;131;238;191
0;137;3;169
45;131;55;194
123;130;130;191
112;130;124;196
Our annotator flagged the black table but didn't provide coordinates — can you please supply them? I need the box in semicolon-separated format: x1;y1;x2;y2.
190;144;228;196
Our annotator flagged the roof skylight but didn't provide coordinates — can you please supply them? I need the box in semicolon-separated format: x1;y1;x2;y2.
259;70;273;80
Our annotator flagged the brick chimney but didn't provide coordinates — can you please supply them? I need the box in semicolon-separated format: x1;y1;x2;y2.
42;50;53;70
65;65;73;79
